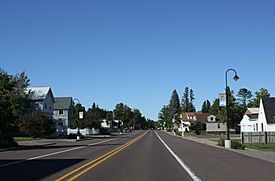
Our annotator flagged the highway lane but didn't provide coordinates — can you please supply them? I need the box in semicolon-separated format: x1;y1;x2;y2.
1;130;275;181
0;131;144;180
157;131;275;181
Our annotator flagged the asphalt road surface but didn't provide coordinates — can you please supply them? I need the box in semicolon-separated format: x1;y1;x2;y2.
0;130;275;181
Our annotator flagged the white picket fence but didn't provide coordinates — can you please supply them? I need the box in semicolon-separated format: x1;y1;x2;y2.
67;128;100;136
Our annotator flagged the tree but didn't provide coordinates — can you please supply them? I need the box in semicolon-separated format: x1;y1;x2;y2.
181;87;196;112
158;105;172;128
189;89;196;112
190;121;206;135
169;90;181;116
209;99;220;115
237;88;252;106
248;88;270;107
201;100;211;113
181;87;190;112
71;103;85;129
0;69;31;147
20;112;54;138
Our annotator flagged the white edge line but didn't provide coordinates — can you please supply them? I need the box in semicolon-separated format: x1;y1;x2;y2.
154;131;201;181
0;138;118;168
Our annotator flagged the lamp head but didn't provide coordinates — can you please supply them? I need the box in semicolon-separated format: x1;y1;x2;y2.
233;74;239;81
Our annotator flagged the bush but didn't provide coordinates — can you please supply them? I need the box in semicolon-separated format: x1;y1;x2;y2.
20;112;54;138
217;139;245;150
190;121;206;135
166;128;172;132
231;140;245;150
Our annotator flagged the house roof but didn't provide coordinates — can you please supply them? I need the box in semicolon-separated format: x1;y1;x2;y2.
245;108;259;115
27;86;52;100
181;112;221;122
54;97;72;110
262;97;275;124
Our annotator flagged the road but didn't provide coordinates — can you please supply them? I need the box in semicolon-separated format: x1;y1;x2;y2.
0;130;275;181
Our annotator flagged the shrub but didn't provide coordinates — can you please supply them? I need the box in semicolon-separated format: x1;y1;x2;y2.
166;128;172;132
217;139;245;150
218;139;225;147
231;140;245;150
190;121;206;135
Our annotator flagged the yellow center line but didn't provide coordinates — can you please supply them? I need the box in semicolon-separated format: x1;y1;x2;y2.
55;131;147;181
68;132;147;181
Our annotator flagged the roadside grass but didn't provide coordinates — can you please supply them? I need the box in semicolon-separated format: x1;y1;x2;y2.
13;137;42;141
244;144;275;152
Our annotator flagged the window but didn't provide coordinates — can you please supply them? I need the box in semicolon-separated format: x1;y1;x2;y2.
59;110;64;115
44;102;47;109
217;123;220;129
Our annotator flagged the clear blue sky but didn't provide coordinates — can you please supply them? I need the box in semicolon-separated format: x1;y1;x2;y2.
1;0;275;120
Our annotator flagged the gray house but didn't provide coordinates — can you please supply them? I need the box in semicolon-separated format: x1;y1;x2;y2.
53;97;73;135
27;86;54;117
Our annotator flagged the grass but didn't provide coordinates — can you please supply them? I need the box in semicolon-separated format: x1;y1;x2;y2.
13;137;42;141
244;144;275;151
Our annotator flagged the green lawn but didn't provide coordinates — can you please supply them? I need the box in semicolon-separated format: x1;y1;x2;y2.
244;144;275;151
13;137;41;141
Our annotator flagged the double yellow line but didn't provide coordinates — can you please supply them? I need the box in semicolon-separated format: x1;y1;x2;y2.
55;131;147;181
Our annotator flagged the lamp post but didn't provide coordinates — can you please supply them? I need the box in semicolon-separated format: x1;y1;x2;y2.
225;69;239;148
73;98;84;141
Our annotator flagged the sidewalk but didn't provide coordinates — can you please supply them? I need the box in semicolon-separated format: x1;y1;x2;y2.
165;131;275;164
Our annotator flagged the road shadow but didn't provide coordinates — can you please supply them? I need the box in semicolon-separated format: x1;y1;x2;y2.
0;159;85;181
0;143;123;152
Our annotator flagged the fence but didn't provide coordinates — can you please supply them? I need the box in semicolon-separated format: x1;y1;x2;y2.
67;128;100;136
241;132;275;144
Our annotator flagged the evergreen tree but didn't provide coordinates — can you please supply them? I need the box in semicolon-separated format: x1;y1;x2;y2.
169;90;181;116
189;89;196;112
158;105;172;128
237;88;252;106
201;100;211;113
181;87;195;112
181;87;190;112
248;88;270;107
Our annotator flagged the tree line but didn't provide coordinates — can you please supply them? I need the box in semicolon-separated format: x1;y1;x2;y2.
0;68;155;147
159;87;196;129
159;87;271;133
71;102;155;131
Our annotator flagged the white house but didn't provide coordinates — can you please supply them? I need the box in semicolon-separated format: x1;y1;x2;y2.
53;97;73;135
241;98;275;133
179;112;229;133
240;108;259;132
28;86;54;117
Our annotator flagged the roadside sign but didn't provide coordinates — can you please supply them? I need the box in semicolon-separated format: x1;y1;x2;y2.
219;93;226;107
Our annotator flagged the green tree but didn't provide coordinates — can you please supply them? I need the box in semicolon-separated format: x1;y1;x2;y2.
248;88;270;107
189;89;196;112
0;69;31;147
71;103;85;129
181;87;195;112
190;121;206;135
209;99;220;115
20;112;54;138
237;88;253;106
84;103;108;129
201;100;211;113
158;105;172;128
169;89;181;116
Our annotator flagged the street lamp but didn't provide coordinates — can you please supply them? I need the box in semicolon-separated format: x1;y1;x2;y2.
225;68;239;148
73;98;84;140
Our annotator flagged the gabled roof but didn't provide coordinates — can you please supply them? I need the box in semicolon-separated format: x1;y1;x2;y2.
181;112;221;123
245;108;259;115
54;97;72;110
27;86;52;100
262;97;275;124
